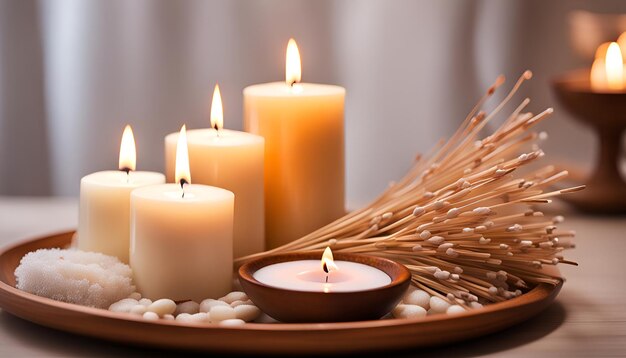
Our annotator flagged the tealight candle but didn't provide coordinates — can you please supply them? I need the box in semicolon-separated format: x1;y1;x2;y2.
253;248;391;292
239;248;410;322
77;125;165;263
131;125;235;301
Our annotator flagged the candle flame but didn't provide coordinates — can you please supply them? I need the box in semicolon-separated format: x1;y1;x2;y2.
175;124;191;186
118;125;136;172
210;84;223;131
286;38;301;86
321;247;338;274
605;42;624;90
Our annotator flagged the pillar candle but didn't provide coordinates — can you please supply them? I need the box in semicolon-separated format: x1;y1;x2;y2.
132;125;234;301
165;85;264;258
243;39;345;249
78;126;165;263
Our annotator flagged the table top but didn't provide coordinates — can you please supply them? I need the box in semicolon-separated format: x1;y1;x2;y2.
0;196;624;357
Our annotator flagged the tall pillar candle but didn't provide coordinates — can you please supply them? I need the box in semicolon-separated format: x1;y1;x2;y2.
243;39;345;248
132;125;235;301
165;85;265;258
78;126;165;263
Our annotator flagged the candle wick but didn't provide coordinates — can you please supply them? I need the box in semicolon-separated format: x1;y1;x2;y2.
120;168;131;183
290;80;296;87
325;275;328;283
179;178;188;198
213;123;220;138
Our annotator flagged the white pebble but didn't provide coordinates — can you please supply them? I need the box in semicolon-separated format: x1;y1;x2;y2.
175;301;200;315
129;304;147;315
412;244;423;251
429;296;451;313
139;298;152;307
163;314;175;321
108;298;139;313
403;290;431;309
392;304;427;319
446;305;466;315
129;292;142;300
210;305;237;322
219;319;246;326
419;230;431;239
462;228;473;234
479;237;491;244
142;311;159;321
234;305;261;322
200;299;229;313
219;291;248;304
191;312;209;323
553;215;564;223
147;299;176;316
469;302;484;309
175;313;191;322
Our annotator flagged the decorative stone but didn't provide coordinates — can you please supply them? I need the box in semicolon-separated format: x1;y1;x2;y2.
403;289;431;309
234;305;261;322
147;298;176;316
175;301;200;316
199;298;229;313
210;305;237;322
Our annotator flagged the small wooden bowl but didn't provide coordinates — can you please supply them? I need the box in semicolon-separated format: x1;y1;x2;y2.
238;251;411;323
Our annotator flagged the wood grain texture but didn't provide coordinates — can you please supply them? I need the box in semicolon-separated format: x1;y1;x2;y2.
0;231;561;354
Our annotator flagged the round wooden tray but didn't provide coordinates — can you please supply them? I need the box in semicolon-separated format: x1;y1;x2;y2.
0;231;563;354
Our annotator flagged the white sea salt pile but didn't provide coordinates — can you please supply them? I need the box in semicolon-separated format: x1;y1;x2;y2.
15;248;134;308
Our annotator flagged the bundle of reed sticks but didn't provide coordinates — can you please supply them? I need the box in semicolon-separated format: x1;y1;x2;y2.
236;71;581;307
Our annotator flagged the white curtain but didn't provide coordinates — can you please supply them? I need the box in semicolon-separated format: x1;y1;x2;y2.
1;0;623;206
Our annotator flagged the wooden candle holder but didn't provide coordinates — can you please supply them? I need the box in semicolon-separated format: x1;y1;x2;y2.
552;70;626;214
238;251;411;323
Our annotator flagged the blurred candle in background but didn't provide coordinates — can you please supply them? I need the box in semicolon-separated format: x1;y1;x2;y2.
590;37;626;91
78;125;165;262
244;39;345;249
165;85;265;258
135;125;234;301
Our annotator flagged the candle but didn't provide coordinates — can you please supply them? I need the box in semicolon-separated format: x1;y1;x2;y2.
77;125;165;263
165;85;264;258
253;248;391;292
244;39;346;249
132;125;235;301
590;39;625;91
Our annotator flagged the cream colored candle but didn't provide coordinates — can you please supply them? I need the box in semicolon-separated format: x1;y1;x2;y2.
132;125;234;301
244;39;345;249
165;85;264;258
77;125;165;263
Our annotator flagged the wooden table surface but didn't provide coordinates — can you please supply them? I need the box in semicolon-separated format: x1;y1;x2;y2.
0;196;624;357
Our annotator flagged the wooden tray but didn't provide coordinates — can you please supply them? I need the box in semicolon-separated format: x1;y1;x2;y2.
0;231;563;355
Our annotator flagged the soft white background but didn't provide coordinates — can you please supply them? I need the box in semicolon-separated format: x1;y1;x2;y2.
1;0;625;207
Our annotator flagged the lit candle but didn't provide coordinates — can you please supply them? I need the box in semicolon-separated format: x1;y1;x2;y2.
590;40;625;91
77;125;165;262
253;247;391;292
133;125;235;301
164;85;265;258
244;39;346;249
